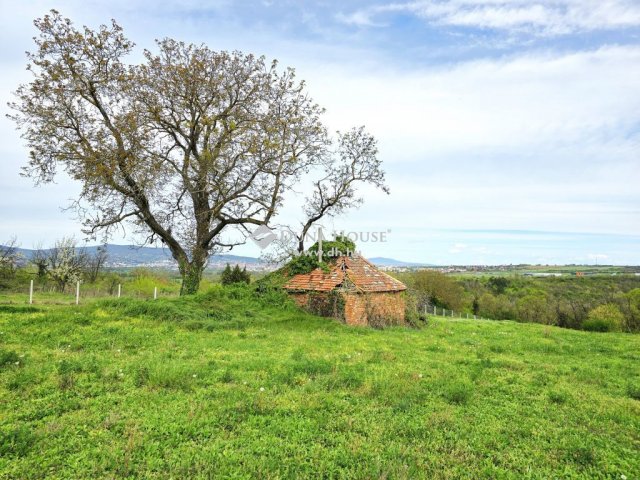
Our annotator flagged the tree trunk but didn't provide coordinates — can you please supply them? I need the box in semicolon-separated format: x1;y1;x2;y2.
178;245;209;296
179;259;205;295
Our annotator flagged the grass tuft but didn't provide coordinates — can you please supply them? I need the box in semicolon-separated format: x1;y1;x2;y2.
442;379;473;405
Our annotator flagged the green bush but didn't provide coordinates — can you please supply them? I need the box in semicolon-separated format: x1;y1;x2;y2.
583;304;625;332
286;254;326;275
308;235;356;260
220;264;251;285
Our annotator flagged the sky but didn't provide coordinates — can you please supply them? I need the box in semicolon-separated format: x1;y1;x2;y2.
0;0;638;265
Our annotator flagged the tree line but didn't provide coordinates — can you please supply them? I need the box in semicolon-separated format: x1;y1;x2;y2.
399;270;640;333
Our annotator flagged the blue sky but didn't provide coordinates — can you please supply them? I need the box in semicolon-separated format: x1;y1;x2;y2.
0;0;639;264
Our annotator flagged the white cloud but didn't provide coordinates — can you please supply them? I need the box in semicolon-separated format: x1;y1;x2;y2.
339;0;640;36
306;45;640;160
1;1;638;263
449;242;467;253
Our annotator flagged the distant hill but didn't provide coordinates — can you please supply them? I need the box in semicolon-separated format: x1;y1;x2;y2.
368;257;433;267
7;244;427;270
12;244;264;269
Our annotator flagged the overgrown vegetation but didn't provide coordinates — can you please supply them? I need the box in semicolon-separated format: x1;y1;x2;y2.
0;289;638;478
397;270;640;332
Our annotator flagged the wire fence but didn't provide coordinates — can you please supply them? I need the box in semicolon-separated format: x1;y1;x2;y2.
423;304;486;321
5;280;486;321
0;279;169;306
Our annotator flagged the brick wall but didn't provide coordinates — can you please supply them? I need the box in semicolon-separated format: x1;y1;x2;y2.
364;291;406;326
290;290;406;327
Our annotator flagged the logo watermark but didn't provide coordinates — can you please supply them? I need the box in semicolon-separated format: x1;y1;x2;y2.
249;225;390;252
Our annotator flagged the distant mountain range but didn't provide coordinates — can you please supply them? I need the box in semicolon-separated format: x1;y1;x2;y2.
8;244;422;270
368;257;433;267
13;244;263;269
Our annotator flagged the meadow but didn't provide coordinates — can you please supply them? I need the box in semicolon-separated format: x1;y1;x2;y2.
1;286;639;479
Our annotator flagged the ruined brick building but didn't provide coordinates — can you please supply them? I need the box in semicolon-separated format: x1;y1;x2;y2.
283;255;407;326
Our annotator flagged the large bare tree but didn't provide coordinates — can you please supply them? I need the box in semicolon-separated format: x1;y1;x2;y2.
9;11;337;294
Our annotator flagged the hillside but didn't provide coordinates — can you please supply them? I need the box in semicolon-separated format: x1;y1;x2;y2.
9;244;429;270
0;289;639;478
13;244;264;270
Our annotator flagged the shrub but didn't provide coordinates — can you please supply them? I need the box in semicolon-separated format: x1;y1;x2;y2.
442;380;473;405
220;264;251;285
0;426;36;457
286;254;324;275
307;235;356;260
583;304;625;332
0;349;21;370
548;389;570;404
626;383;640;401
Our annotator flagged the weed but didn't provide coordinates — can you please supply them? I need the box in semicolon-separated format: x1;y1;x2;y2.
548;389;570;404
442;380;473;405
626;383;640;401
0;426;36;457
0;348;20;369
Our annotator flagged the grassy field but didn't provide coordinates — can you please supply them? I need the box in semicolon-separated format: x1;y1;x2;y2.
1;286;639;479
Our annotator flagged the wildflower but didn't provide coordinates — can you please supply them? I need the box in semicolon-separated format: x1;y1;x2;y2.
14;361;20;366
192;374;197;378
621;475;627;480
259;387;265;392
418;374;423;378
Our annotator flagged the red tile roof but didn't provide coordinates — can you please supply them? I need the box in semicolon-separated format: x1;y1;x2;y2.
283;255;406;293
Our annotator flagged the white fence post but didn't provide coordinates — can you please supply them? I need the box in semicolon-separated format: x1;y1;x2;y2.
75;281;80;305
29;279;34;305
154;286;158;300
117;284;121;298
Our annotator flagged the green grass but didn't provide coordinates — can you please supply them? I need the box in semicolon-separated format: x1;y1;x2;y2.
0;286;639;479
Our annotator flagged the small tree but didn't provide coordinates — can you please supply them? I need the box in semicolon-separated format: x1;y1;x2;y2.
84;245;108;283
407;270;464;312
516;293;555;325
220;264;250;285
294;128;388;253
30;242;49;279
0;236;21;279
583;303;625;332
47;237;88;292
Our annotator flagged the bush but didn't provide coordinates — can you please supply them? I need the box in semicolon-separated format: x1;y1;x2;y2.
405;270;464;312
583;304;625;332
284;253;328;276
220;264;251;285
308;235;356;260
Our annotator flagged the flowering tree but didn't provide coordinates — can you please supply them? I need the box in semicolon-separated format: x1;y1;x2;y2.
46;237;88;293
